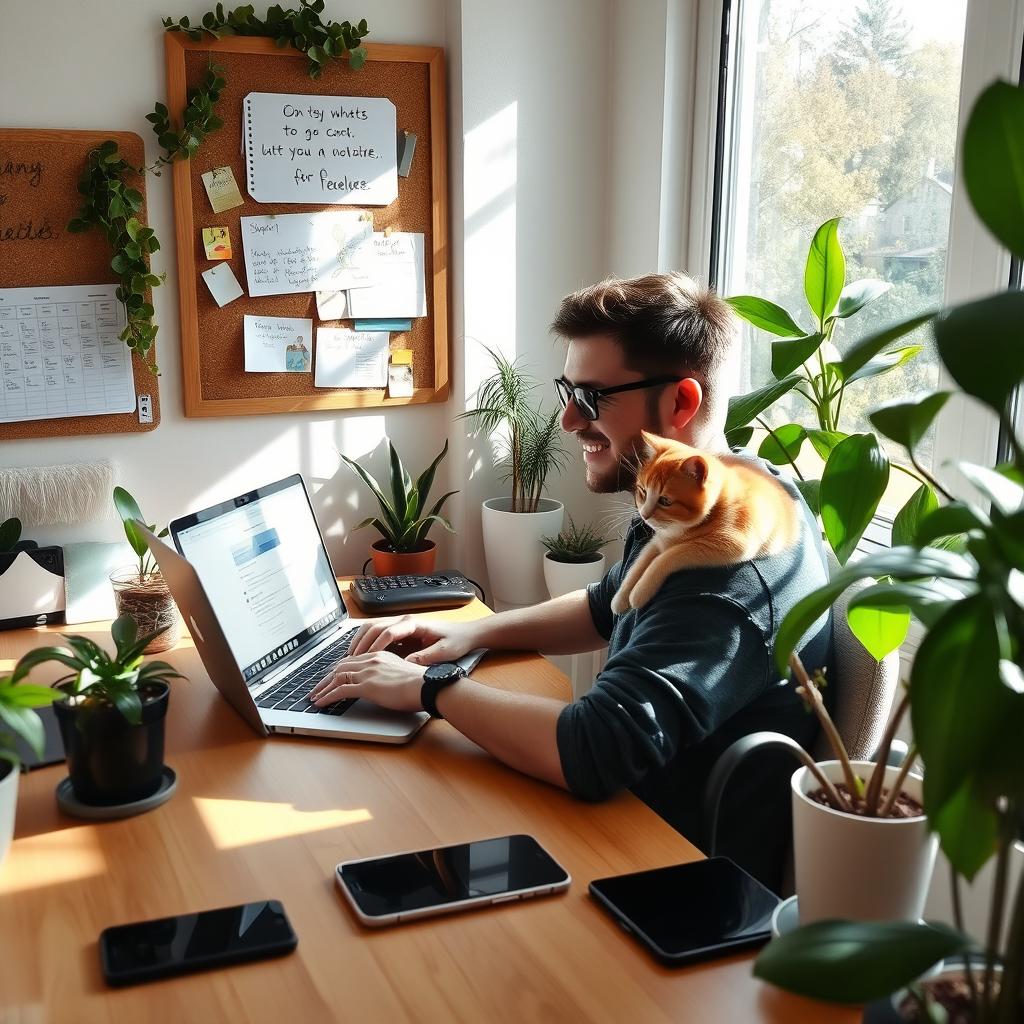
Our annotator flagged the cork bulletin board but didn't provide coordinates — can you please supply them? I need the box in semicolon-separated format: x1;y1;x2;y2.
165;35;449;418
0;129;160;441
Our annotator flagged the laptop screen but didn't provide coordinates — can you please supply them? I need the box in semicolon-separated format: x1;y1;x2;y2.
172;475;345;682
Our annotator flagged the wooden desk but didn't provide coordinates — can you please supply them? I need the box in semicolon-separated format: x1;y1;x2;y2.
0;590;853;1023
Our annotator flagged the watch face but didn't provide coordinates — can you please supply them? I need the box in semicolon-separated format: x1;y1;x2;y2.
425;662;462;683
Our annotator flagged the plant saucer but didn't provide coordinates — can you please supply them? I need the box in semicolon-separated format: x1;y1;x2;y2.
56;765;177;820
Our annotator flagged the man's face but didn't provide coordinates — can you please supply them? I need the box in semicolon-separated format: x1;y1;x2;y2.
559;335;681;494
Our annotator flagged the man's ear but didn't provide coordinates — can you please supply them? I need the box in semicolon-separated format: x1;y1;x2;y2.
669;378;703;431
682;455;708;486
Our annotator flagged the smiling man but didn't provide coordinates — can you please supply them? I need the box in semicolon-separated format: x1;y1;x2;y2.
313;272;833;891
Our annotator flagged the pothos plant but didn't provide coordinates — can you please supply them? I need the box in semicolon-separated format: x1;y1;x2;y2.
753;79;1024;1024
725;218;943;569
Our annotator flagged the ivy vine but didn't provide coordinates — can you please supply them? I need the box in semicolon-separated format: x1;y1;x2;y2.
147;62;227;174
68;143;164;372
163;1;370;77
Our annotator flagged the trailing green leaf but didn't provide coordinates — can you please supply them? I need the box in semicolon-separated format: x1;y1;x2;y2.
725;376;802;432
869;392;950;454
725;296;804;337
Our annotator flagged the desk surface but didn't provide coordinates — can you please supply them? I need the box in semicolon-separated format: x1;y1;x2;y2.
0;590;853;1023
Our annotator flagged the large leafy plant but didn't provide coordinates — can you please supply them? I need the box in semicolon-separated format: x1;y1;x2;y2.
726;219;941;567
754;79;1024;1023
0;673;62;770
12;617;184;726
113;487;168;583
461;347;570;513
341;440;457;553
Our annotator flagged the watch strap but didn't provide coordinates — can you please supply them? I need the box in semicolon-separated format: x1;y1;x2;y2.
420;664;466;719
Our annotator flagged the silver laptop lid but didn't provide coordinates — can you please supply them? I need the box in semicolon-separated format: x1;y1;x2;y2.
169;474;348;687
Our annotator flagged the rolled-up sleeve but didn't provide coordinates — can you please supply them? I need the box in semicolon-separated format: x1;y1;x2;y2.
557;593;770;801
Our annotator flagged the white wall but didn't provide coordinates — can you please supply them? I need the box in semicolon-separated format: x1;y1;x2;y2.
1;0;614;591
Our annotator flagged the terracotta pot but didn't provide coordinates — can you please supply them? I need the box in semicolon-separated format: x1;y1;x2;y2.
371;540;437;577
109;568;180;653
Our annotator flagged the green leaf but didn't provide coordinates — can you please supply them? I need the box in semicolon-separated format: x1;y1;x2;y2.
124;217;141;241
935;292;1024;415
111;615;138;656
869;392;950;455
844;344;922;384
106;685;142;726
724;375;801;432
833;312;935;382
0;682;62;708
794;478;820;515
916;503;988;547
725;296;804;337
753;920;971;1004
413;440;448;512
340;453;403;538
12;645;82;682
0;517;21;551
770;333;823;379
892;484;939;547
834;279;891;319
847;601;910;661
849;581;959;630
806;430;846;461
758;423;806;466
804;218;845;328
931;774;999;881
962;80;1024;260
348;46;367;70
387;441;411;522
725;425;754;449
960;462;1024;515
820;434;889;564
0;702;45;759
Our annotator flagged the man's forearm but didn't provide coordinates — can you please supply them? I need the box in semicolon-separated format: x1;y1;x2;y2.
473;590;605;656
434;679;568;789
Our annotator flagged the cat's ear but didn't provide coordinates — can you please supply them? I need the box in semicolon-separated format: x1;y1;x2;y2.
682;455;709;486
640;430;666;455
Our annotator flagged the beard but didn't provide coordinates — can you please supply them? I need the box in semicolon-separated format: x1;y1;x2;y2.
581;430;651;494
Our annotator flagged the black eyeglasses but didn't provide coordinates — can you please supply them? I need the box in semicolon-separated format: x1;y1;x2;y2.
553;375;683;421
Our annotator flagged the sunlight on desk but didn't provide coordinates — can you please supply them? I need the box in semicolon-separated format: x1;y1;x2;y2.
193;796;372;849
0;826;106;895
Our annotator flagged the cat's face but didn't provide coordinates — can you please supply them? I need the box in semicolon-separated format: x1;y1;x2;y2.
634;431;720;537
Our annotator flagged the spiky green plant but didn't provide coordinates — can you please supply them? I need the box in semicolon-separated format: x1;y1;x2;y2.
541;515;610;563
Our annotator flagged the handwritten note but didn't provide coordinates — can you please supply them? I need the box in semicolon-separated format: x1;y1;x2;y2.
240;211;372;297
346;233;427;319
244;315;312;373
244;92;398;206
200;166;245;213
314;328;389;388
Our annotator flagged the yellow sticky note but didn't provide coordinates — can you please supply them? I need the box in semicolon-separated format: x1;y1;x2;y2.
390;349;413;365
202;226;232;260
201;166;244;213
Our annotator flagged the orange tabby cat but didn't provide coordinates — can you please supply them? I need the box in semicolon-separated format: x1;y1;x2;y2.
610;431;801;613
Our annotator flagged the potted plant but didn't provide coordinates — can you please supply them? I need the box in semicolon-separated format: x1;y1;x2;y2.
0;516;65;631
0;671;63;867
340;439;457;576
752;79;1024;1024
541;516;611;599
461;347;570;607
111;487;179;653
14;616;184;808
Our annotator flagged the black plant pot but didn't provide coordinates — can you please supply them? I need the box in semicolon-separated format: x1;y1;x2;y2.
53;683;169;807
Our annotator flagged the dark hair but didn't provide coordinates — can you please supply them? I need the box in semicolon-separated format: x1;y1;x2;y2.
550;272;737;389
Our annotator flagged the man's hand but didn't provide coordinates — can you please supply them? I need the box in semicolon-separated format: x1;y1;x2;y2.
346;614;483;664
310;650;427;712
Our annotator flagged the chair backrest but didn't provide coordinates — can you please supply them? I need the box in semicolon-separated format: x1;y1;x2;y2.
818;554;902;761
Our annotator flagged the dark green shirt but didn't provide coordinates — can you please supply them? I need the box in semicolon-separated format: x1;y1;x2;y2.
556;458;833;890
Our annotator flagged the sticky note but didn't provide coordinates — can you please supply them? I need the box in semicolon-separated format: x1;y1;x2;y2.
354;318;413;332
202;226;232;260
201;165;244;213
201;263;244;307
390;348;413;365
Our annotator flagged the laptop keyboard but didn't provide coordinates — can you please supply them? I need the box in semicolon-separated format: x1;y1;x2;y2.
254;631;357;717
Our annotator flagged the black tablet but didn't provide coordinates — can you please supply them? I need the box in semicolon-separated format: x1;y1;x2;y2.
589;857;780;966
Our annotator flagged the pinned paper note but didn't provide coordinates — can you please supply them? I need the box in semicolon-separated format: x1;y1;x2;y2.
244;315;313;372
388;349;414;398
347;233;426;319
315;290;348;320
202;226;232;260
397;131;417;177
201;263;244;307
201;166;245;213
314;328;389;388
241;211;373;297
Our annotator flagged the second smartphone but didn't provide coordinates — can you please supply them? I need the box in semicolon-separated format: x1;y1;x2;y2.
336;833;571;926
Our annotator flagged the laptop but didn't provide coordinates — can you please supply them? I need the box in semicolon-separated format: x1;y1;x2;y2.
138;474;484;745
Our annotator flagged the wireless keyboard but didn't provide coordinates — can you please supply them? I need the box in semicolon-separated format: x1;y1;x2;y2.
348;571;477;613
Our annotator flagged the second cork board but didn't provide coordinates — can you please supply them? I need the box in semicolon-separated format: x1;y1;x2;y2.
166;34;449;418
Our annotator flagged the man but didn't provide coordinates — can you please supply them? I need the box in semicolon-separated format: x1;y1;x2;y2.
312;272;833;891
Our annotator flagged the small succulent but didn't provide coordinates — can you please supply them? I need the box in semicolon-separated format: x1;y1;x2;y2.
542;516;610;563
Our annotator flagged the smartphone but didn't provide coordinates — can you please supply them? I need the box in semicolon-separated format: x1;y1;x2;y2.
335;833;571;927
588;857;780;966
99;900;297;986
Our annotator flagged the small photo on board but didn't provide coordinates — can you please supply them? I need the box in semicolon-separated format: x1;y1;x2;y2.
202;226;232;260
285;337;311;373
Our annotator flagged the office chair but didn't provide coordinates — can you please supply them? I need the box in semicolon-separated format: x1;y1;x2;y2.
702;564;905;873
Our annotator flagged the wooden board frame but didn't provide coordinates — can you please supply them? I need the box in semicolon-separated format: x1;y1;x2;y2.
166;34;449;418
0;128;160;441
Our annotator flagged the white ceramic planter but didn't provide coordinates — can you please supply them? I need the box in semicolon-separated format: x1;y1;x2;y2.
0;762;19;869
482;498;564;608
543;552;605;599
792;759;937;925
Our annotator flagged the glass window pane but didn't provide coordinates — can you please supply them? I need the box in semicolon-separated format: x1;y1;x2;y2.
716;0;969;502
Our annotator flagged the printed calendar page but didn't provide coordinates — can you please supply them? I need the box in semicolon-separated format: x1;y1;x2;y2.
0;284;137;423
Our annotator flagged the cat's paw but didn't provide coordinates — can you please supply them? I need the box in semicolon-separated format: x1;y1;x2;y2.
610;589;631;615
629;580;657;610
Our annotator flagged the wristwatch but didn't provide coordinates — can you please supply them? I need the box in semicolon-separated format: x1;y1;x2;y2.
420;662;467;719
